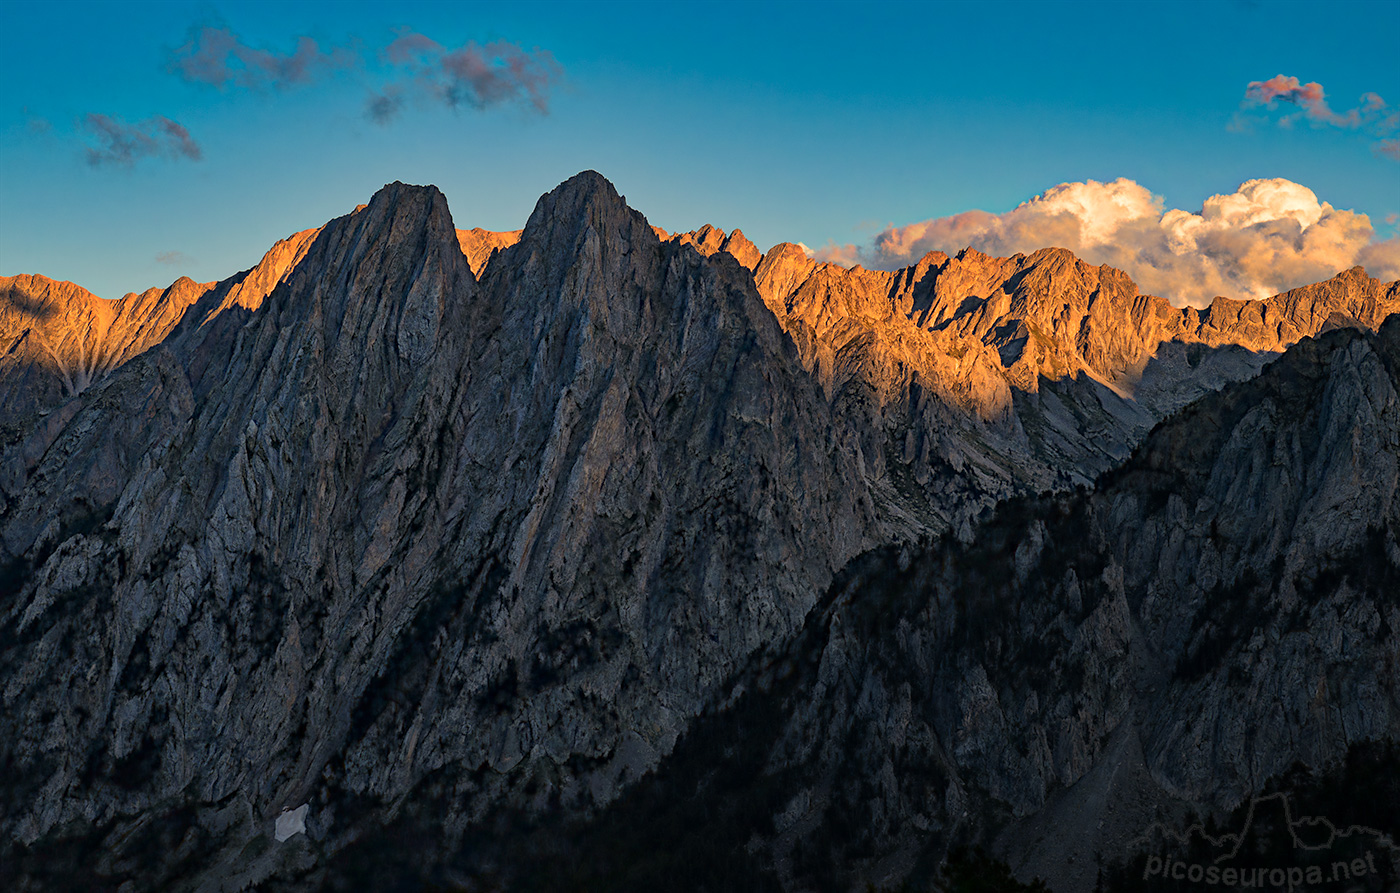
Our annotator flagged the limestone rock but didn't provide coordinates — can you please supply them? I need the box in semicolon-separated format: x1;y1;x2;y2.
1;225;323;425
670;224;763;271
0;274;211;419
747;242;1400;536
1;169;1396;892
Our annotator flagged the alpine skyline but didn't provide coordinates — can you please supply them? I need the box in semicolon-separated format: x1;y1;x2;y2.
2;0;1397;301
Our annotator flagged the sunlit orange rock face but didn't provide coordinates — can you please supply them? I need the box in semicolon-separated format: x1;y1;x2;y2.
668;224;762;271
456;227;523;276
678;234;1400;418
660;226;1399;531
1;225;324;421
0;273;212;419
200;226;322;318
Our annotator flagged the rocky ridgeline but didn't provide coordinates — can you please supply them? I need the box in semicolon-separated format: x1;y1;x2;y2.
660;228;1399;537
0;172;1397;891
11;206;1394;540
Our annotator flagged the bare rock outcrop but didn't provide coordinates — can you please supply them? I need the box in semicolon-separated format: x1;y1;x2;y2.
1;226;323;425
753;245;1399;408
670;224;763;271
746;242;1400;534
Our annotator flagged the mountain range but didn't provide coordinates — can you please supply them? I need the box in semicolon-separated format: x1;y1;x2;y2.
2;171;1396;891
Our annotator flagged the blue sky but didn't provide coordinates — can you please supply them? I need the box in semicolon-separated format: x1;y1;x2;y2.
2;0;1398;299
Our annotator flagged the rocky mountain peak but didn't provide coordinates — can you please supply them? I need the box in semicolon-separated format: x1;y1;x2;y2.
720;228;761;270
664;224;764;272
354;180;454;239
266;180;469;376
0;272;212;419
753;242;819;316
919;249;951;266
519;170;656;257
681;223;727;254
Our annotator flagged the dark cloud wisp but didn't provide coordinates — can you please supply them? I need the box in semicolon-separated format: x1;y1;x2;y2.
83;114;203;167
369;32;563;124
169;26;354;91
163;24;561;126
365;87;404;125
70;24;558;168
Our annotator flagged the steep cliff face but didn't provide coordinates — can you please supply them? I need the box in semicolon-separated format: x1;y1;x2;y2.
490;319;1400;893
0;173;883;890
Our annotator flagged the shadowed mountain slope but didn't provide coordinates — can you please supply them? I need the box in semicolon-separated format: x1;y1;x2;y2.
1;225;322;425
463;318;1400;893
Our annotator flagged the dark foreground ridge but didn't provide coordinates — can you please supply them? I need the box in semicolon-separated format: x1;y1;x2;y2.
319;319;1400;892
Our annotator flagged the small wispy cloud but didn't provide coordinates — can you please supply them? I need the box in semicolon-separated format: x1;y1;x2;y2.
83;114;203;167
1238;74;1400;160
169;26;355;91
155;250;193;266
24;110;52;135
1244;75;1351;126
365;86;404;124
163;23;561;128
812;242;863;266
367;31;563;124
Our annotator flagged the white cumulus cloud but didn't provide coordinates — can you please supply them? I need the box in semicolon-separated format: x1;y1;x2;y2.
819;178;1399;307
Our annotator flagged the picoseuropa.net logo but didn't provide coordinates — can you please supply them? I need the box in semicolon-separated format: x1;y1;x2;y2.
1144;852;1384;888
1126;792;1398;891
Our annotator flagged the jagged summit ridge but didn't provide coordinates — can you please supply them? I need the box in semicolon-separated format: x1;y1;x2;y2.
5;170;1397;547
1;170;1398;892
272;180;466;372
10;171;1394;433
670;223;762;271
